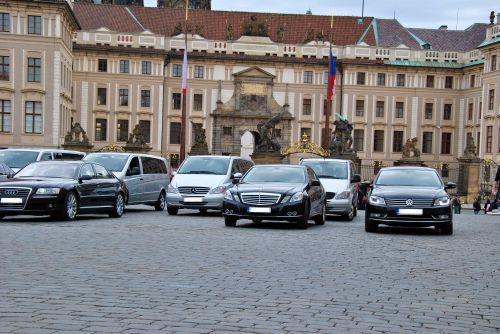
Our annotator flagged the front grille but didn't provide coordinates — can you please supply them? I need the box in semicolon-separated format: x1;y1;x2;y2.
241;193;281;206
178;186;210;195
0;187;32;211
385;198;434;208
326;192;336;200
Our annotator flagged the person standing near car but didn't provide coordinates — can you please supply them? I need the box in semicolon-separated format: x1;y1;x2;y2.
452;196;461;214
473;197;481;215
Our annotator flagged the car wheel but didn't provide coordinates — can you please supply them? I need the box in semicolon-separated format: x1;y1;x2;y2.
225;216;237;227
314;204;326;225
109;192;125;218
167;207;178;215
58;191;78;221
343;205;355;221
297;201;310;229
365;215;378;233
0;214;4;220
252;218;262;223
441;223;453;235
199;208;208;214
154;191;166;211
353;204;358;217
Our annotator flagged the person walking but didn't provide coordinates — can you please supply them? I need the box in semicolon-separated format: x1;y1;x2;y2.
484;199;491;214
452;196;461;214
473;197;481;215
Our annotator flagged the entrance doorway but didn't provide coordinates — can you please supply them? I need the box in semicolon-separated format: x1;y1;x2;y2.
240;131;255;160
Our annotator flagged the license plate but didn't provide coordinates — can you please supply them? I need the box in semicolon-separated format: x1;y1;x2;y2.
396;208;423;216
1;198;23;204
248;207;271;213
184;197;203;203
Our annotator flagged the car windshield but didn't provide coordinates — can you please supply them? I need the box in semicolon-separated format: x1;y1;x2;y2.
15;163;78;179
301;161;348;179
375;169;442;187
177;157;230;175
84;154;129;172
0;150;39;169
242;166;305;183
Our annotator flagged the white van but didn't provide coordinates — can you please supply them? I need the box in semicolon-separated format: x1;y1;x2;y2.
300;158;361;220
0;148;85;172
166;155;254;215
84;152;170;211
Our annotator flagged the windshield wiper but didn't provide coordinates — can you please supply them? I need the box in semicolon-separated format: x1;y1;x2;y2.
186;170;218;174
318;175;344;179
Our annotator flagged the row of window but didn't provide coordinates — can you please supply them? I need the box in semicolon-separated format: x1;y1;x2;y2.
352;100;453;120
98;59;152;75
97;87;151;108
0;13;41;34
171;93;203;111
0;100;42;133
356;72;455;89
171;64;204;78
94;119;151;142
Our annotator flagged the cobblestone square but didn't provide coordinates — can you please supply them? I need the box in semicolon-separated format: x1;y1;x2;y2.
0;209;498;333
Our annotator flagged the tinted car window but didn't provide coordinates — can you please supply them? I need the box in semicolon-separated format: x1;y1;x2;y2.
127;157;141;176
0;150;39;169
85;154;129;172
376;169;442;187
80;164;95;178
239;160;253;173
54;152;85;160
141;157;166;174
40;152;52;161
307;167;318;182
93;164;112;179
231;160;240;175
243;166;305;183
16;163;78;179
177;157;230;175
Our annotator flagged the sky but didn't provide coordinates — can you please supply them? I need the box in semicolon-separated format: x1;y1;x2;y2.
143;0;496;30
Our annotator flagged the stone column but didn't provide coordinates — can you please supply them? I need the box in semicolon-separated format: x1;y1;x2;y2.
457;157;482;204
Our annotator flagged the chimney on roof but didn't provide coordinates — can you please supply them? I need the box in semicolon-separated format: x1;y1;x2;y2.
438;25;448;30
497;13;500;24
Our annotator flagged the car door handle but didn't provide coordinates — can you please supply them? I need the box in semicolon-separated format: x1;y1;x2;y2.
139;178;144;181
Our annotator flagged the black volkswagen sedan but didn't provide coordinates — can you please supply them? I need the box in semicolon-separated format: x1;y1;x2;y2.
0;161;126;221
222;164;326;228
365;167;456;235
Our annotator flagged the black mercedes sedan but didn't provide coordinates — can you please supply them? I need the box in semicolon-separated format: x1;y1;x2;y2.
0;161;126;221
222;164;326;228
365;167;456;235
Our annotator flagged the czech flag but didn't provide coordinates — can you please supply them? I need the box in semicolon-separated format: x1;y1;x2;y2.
327;49;336;101
181;48;187;95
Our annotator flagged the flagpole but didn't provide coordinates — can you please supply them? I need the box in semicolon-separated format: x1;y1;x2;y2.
323;15;334;150
179;0;189;163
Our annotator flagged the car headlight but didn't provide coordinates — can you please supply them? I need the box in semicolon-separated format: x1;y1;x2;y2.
167;185;179;194
224;190;234;200
36;188;61;195
289;191;304;202
335;191;351;200
434;196;450;206
369;195;385;205
209;185;227;194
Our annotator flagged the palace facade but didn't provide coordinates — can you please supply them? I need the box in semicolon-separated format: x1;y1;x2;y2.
0;0;499;168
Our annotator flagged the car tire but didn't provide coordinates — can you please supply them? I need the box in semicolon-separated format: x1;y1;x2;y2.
225;216;237;227
441;223;453;235
154;191;166;211
343;205;355;221
109;192;125;218
167;207;178;215
365;216;378;233
0;214;4;220
58;191;78;221
199;208;208;214
314;205;326;225
297;201;310;229
353;204;358;217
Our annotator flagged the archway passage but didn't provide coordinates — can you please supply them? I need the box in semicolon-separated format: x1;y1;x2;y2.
240;130;255;160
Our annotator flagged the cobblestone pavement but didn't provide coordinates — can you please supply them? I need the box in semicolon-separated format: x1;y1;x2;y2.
0;208;498;334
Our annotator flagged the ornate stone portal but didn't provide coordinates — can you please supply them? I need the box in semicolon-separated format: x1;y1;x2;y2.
211;66;293;163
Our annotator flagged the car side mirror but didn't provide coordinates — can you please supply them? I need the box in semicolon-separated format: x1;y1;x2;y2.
78;174;92;183
445;182;457;190
311;180;321;187
172;171;177;176
362;180;373;188
350;174;361;183
230;172;242;180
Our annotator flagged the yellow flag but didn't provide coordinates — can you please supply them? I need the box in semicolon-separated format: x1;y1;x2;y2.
185;0;189;20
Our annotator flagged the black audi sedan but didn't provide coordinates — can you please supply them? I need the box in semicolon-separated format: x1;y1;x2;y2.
222;164;326;228
0;161;126;221
365;167;456;235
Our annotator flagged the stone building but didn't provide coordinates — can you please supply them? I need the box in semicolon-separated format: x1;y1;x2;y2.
0;1;499;168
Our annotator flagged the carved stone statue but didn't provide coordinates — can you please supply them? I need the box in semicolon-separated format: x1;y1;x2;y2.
126;125;148;147
276;25;285;43
402;137;421;159
490;11;496;25
189;122;209;155
462;138;478;159
241;15;268;37
226;21;234;40
255;113;282;153
64;122;90;145
329;114;353;155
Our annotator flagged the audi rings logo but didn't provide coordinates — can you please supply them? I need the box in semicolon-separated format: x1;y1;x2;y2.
406;199;413;207
4;189;18;196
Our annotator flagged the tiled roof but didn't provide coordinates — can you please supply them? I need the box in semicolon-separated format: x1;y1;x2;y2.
74;3;374;46
407;24;488;52
377;19;421;49
73;3;144;33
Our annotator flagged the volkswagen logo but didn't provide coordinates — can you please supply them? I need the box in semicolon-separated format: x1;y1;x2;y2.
4;190;18;196
406;199;413;207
